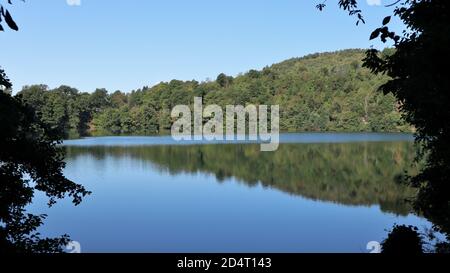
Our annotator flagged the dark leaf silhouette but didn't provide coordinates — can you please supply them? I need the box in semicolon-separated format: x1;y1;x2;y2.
1;0;89;251
370;28;380;40
381;225;424;254
3;9;18;30
323;0;450;253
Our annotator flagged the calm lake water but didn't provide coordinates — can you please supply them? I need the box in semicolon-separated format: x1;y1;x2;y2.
29;133;432;253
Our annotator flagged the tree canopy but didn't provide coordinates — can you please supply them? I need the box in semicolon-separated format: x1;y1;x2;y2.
18;49;410;137
321;0;450;252
1;0;449;253
0;74;90;253
1;1;90;253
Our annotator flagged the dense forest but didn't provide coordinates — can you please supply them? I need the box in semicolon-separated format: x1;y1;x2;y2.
17;49;410;138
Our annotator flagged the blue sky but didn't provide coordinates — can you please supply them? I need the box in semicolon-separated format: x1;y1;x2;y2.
0;0;401;93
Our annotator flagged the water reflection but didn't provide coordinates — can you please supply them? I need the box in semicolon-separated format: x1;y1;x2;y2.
65;141;417;215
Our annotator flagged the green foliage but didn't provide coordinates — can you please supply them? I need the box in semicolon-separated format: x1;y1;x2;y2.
20;50;410;137
18;85;112;138
216;73;233;88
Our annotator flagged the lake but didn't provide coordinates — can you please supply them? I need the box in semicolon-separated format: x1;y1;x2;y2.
29;133;432;253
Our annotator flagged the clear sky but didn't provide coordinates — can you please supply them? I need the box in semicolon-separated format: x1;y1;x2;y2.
0;0;401;93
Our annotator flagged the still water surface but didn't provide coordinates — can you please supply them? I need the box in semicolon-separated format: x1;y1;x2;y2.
30;133;430;252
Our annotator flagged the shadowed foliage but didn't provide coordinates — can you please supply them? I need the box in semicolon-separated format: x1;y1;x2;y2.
322;0;450;252
2;0;90;247
0;69;90;252
381;225;424;254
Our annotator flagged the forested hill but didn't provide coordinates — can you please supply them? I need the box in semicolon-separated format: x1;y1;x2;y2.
17;49;410;138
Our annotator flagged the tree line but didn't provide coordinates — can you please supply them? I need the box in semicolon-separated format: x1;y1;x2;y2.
17;49;410;139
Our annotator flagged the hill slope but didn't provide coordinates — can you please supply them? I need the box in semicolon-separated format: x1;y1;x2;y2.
19;49;410;137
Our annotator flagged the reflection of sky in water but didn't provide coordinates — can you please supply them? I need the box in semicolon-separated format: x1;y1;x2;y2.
63;132;414;146
28;133;431;253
